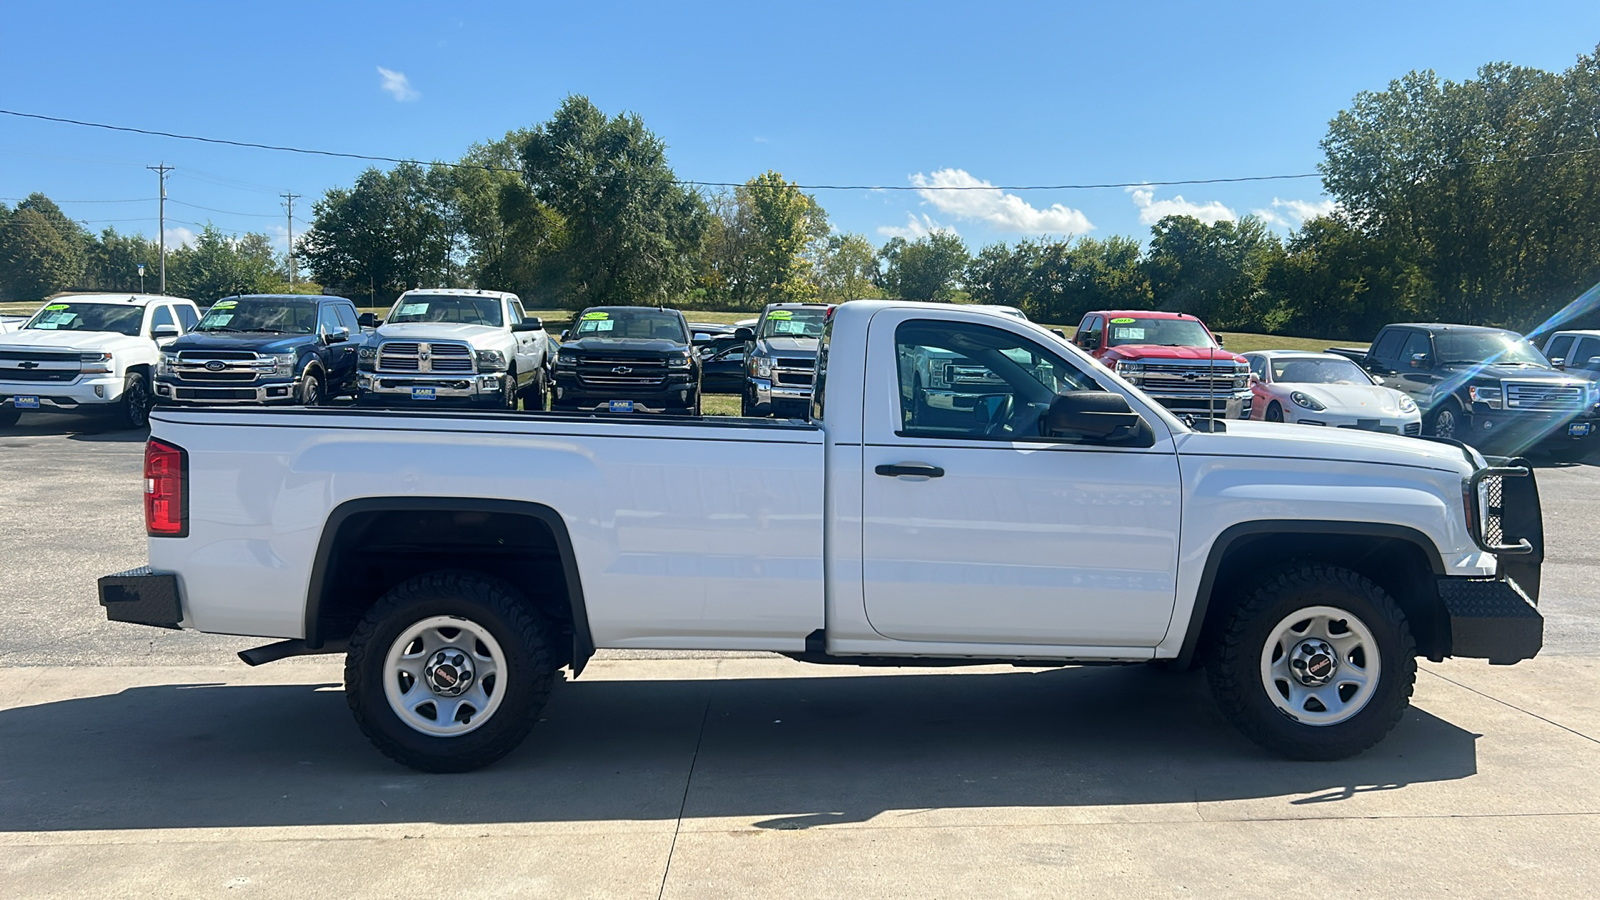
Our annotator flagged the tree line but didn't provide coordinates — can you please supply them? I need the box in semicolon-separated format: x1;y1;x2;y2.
5;46;1599;340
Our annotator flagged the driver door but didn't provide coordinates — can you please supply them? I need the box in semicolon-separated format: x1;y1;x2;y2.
860;310;1183;649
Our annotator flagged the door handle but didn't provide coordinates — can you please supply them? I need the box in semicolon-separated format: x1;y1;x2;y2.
875;463;945;478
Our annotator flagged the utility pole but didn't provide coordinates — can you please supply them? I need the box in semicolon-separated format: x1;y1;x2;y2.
280;190;301;288
147;163;173;294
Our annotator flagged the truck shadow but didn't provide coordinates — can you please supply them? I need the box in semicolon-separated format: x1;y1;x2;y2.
0;665;1478;833
1;419;147;442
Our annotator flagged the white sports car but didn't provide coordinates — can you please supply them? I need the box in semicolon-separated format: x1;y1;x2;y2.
1244;350;1422;436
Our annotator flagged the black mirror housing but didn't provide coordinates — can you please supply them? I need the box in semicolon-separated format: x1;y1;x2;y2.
358;313;380;328
511;321;542;333
1044;391;1153;447
734;327;755;342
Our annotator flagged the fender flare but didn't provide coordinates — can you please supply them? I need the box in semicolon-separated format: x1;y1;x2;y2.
303;497;596;673
1173;519;1447;669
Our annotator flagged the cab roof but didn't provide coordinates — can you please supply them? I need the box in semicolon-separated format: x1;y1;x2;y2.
1086;310;1202;322
45;293;194;306
396;288;518;301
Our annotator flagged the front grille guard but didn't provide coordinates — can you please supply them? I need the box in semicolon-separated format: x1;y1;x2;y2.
1466;465;1534;555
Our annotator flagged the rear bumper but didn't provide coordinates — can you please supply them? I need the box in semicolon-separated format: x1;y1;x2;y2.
1437;576;1542;663
155;378;302;404
98;567;183;630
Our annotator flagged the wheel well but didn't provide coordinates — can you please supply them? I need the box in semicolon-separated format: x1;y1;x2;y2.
306;500;590;670
1185;528;1448;665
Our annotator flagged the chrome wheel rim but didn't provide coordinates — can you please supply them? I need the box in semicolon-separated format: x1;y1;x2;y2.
1434;409;1456;438
1260;606;1380;726
383;615;507;737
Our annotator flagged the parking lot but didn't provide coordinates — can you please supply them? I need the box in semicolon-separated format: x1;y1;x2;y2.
4;417;1600;897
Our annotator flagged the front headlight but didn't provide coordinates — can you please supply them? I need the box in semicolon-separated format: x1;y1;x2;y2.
80;352;114;375
667;353;691;369
555;350;577;367
272;352;297;377
1290;390;1326;411
475;349;507;372
752;356;773;378
1468;385;1502;409
1114;360;1144;383
157;353;177;376
357;346;377;360
1397;393;1417;413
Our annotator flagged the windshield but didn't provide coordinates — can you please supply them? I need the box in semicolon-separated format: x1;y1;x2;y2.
386;295;504;327
1435;331;1548;366
1105;317;1217;348
760;308;828;339
572;309;687;342
1270;357;1371;384
25;302;145;336
195;298;317;334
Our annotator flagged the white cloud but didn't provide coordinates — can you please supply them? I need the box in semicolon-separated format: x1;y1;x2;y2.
1252;196;1339;228
877;213;956;240
910;168;1093;234
163;226;197;249
377;66;420;102
1128;187;1236;226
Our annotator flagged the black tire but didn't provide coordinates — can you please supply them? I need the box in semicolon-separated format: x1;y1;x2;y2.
740;389;756;417
1206;563;1416;761
1265;401;1284;423
523;368;547;413
502;369;519;412
1548;442;1590;464
1428;402;1461;440
299;369;323;407
116;370;153;429
344;570;557;773
0;404;19;427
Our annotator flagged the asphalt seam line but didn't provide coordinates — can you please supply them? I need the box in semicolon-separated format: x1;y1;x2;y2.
1422;667;1600;746
656;666;716;900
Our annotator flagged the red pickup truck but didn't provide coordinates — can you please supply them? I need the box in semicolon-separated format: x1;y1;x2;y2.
1071;310;1252;419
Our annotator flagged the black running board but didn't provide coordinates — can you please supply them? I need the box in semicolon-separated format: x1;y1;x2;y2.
238;638;348;667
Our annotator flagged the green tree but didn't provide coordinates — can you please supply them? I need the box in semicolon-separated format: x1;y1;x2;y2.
811;232;882;302
519;95;708;307
451;133;566;301
167;225;281;301
298;163;456;305
877;232;970;301
0;206;81;300
1144;215;1280;330
84;229;163;293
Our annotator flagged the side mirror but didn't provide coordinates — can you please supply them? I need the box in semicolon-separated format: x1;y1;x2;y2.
1551;357;1567;368
1587;357;1600;368
1079;333;1101;350
1248;372;1261;384
734;327;755;342
560;329;570;342
1371;374;1386;385
511;321;542;333
358;313;381;328
152;324;180;338
1214;334;1227;348
325;327;349;345
1050;328;1066;339
1409;352;1431;369
1044;391;1154;447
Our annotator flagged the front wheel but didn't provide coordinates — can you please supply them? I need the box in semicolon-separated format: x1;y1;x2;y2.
1207;563;1415;760
344;571;557;773
1265;401;1284;423
299;369;323;407
522;368;547;413
116;370;153;429
1428;403;1461;440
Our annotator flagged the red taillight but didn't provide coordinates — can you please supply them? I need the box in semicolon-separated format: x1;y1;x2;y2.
145;439;187;537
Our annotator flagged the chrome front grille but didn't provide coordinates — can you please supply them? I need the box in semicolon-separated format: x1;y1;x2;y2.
1503;381;1585;411
173;351;276;383
0;348;80;382
774;357;818;388
577;356;669;387
376;341;475;374
1138;362;1246;396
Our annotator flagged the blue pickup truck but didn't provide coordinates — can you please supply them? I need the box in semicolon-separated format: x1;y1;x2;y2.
153;294;364;406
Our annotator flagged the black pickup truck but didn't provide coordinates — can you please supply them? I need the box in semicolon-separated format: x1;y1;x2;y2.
550;306;701;414
154;294;363;406
1330;322;1598;461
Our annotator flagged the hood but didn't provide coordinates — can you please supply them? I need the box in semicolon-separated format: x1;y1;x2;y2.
758;336;819;355
1177;420;1474;473
1278;383;1411;414
1109;345;1246;363
374;322;504;348
169;331;316;354
0;329;148;354
560;337;687;354
1436;361;1578;384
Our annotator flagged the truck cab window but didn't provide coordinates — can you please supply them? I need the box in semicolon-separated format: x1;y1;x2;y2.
1546;335;1575;364
318;304;341;335
1369;329;1405;366
148;304;175;335
175;304;199;331
1399;331;1432;367
894;319;1101;439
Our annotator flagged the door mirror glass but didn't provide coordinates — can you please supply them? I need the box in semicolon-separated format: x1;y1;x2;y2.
1079;333;1100;350
1409;352;1432;369
1044;391;1154;447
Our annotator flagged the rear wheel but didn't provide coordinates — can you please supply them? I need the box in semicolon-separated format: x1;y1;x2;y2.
1207;563;1415;760
344;570;557;773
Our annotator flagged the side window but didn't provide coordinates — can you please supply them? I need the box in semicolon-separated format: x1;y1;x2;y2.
505;301;522;325
148;304;175;335
511;300;530;324
1399;331;1433;367
317;304;341;335
894;319;1102;440
1546;335;1576;364
1369;329;1405;363
175;304;199;331
1573;337;1600;369
333;303;359;333
1073;316;1095;343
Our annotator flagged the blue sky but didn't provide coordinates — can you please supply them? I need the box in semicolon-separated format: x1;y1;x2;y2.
3;0;1598;258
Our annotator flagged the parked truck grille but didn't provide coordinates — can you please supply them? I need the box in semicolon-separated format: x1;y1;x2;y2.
377;341;475;374
1138;362;1246;397
173;351;276;383
0;349;81;382
773;357;816;387
1503;381;1586;411
577;356;669;387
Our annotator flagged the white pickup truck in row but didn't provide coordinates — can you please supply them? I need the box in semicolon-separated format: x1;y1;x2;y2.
99;300;1547;772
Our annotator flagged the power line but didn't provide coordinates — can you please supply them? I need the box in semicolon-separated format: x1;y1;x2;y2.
1;196;151;204
167;198;281;218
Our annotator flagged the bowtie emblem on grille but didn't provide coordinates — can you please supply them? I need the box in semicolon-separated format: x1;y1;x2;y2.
17;361;38;369
204;360;227;371
613;366;632;375
1183;371;1200;381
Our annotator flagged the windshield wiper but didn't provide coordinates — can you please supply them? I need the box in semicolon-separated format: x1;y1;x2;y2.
242;328;293;334
198;327;242;332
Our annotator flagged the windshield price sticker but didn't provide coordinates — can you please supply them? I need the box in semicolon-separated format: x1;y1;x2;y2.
1113;327;1146;340
582;312;610;320
207;314;235;326
42;304;69;311
397;303;428;316
1110;317;1136;324
212;300;237;310
768;310;793;320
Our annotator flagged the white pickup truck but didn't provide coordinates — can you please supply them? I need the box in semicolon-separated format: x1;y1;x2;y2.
1;293;202;428
99;300;1547;772
356;289;552;410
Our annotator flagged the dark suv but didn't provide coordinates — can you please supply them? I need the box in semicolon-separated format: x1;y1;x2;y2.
1333;323;1599;461
550;307;701;414
154;295;362;406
